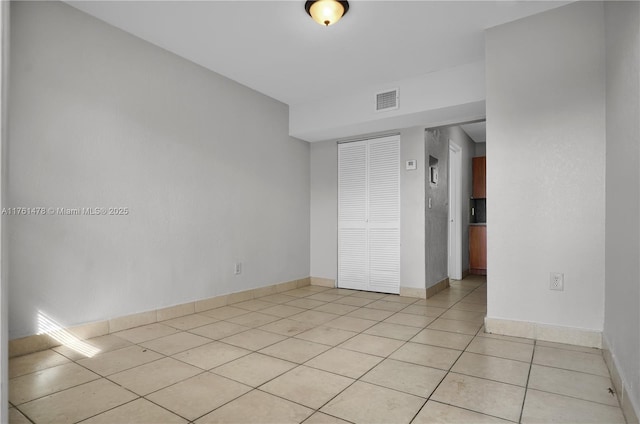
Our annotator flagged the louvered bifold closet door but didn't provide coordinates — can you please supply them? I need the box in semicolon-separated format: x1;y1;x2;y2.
338;136;400;294
367;137;400;293
338;141;368;291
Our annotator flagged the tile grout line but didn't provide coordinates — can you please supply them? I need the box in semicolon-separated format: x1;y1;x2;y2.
427;399;520;423
73;397;144;424
524;387;625;410
527;362;615;378
518;339;536;423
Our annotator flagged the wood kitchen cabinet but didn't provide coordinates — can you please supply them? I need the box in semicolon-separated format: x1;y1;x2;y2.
469;225;487;275
472;156;486;198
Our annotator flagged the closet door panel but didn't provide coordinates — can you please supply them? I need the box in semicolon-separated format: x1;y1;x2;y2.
338;141;368;291
368;139;400;224
338;142;367;223
369;228;400;293
338;228;368;291
367;137;400;293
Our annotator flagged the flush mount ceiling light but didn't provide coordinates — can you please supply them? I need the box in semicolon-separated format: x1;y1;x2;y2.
305;0;349;27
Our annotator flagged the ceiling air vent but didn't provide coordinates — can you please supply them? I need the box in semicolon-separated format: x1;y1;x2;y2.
376;89;399;112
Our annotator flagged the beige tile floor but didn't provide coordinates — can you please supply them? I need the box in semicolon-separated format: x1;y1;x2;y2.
8;276;627;424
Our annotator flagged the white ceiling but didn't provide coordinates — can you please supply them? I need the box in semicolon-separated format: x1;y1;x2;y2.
460;121;486;143
67;1;569;107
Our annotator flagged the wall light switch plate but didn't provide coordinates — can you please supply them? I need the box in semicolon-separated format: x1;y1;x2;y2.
406;160;417;170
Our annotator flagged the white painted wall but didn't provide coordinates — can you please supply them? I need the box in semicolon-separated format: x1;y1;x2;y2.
8;1;310;339
400;128;426;290
1;0;8;420
604;0;640;416
310;141;337;280
290;62;486;142
486;1;606;331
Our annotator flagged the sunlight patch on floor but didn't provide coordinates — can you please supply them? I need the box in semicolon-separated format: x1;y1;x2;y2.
37;311;100;358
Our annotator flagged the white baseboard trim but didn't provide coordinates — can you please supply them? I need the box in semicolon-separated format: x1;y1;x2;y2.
9;277;311;358
484;317;602;348
426;278;450;298
310;278;426;299
603;336;640;424
399;287;427;299
310;277;336;288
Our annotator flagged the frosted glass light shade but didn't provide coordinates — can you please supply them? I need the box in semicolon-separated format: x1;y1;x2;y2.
305;0;349;27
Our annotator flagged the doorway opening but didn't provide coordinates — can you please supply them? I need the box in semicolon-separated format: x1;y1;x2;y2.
425;121;486;289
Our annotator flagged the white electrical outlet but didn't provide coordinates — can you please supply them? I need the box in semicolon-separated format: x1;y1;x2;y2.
234;262;242;275
550;272;564;291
